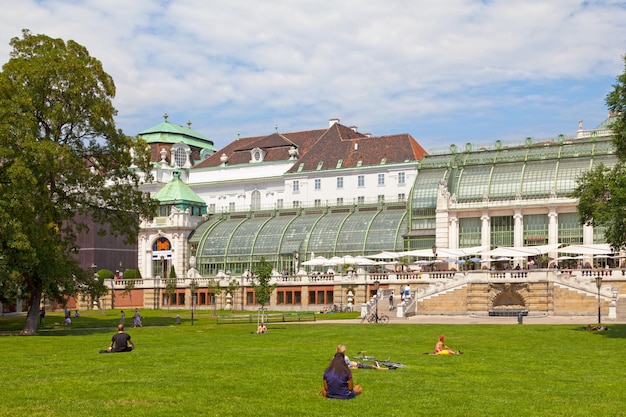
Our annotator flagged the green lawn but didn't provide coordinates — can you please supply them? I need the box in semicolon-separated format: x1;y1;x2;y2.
0;309;624;417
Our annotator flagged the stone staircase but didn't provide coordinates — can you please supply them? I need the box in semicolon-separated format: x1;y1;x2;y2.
401;272;617;317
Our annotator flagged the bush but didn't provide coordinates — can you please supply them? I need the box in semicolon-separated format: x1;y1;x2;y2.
96;269;115;279
123;269;142;279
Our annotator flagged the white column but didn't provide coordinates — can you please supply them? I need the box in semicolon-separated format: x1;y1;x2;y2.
514;210;523;247
548;209;558;245
448;215;458;249
481;212;490;249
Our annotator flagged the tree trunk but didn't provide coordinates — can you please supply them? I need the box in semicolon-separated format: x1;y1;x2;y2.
21;280;42;335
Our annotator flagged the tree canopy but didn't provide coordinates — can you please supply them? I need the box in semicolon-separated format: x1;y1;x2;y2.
0;30;157;334
573;54;626;252
251;257;277;310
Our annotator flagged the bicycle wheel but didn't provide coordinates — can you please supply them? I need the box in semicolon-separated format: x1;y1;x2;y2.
379;314;389;324
367;314;375;323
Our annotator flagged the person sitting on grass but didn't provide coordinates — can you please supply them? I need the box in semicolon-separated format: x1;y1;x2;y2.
256;323;267;334
100;324;135;353
434;335;462;355
322;348;362;399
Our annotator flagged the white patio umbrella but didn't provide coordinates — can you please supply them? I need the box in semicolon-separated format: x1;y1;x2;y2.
354;256;377;266
557;244;613;255
365;251;402;259
302;256;329;266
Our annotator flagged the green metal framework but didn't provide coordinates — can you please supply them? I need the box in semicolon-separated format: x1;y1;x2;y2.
194;204;407;275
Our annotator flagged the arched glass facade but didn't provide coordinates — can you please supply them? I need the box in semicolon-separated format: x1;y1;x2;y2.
195;205;407;275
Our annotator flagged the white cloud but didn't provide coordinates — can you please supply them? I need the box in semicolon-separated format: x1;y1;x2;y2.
1;0;625;150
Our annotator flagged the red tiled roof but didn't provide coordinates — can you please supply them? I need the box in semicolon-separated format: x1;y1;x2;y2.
193;122;427;170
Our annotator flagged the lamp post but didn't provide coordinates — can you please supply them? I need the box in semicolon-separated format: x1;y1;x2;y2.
190;280;196;326
374;280;380;322
595;276;603;324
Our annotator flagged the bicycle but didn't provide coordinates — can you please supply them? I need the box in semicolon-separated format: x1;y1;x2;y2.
360;311;389;324
331;303;353;313
352;351;407;369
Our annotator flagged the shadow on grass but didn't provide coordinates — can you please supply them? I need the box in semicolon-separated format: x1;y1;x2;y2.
571;323;626;339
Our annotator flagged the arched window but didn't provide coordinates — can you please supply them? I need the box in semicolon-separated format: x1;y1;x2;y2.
251;190;261;210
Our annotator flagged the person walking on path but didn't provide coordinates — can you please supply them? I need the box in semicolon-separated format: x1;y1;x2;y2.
133;308;142;328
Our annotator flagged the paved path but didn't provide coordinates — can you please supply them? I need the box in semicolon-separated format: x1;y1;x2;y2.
314;314;622;325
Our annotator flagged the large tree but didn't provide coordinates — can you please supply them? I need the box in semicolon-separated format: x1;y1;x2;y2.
0;30;157;335
573;54;626;252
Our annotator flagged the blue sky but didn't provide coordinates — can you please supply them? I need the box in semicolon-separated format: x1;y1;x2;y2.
2;0;626;152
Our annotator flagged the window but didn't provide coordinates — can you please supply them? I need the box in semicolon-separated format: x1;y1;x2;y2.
314;179;321;190
378;195;385;203
250;190;261;210
174;147;187;168
358;175;365;187
277;289;301;305
337;197;343;206
308;286;334;304
276;199;283;209
378;174;385;186
209;203;216;212
228;202;235;211
398;193;405;201
292;201;300;208
293;180;299;192
491;215;514;247
246;290;257;305
398;172;405;185
337;177;343;188
314;199;321;207
357;196;365;204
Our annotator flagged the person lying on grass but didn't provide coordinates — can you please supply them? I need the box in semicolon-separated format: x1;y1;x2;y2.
434;335;462;355
99;324;135;353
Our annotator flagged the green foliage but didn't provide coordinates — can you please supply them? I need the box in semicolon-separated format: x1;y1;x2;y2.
122;268;141;279
606;54;626;160
96;269;115;279
80;274;108;310
0;30;157;334
574;54;626;252
0;312;624;416
164;278;177;309
250;257;276;308
168;264;177;279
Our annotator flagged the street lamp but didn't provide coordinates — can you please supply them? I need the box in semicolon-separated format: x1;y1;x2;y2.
190;280;197;326
595;276;603;324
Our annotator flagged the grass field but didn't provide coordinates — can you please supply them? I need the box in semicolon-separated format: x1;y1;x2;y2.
0;309;624;417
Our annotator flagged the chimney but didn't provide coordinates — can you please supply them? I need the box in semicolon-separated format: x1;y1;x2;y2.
349;126;358;132
329;118;340;127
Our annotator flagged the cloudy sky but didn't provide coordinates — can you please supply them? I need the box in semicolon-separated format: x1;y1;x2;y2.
1;0;625;152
